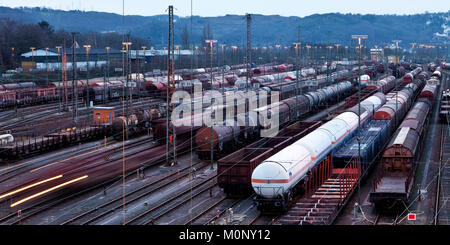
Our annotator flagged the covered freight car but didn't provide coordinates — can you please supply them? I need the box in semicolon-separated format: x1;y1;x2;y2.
370;94;434;212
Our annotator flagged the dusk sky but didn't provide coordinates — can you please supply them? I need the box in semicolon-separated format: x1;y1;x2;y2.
1;0;449;17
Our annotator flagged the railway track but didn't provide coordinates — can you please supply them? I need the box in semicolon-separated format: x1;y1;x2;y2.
0;98;161;132
0;134;202;225
435;110;450;225
187;198;242;225
434;71;450;225
122;170;219;225
373;213;398;225
249;215;276;225
0;136;159;224
0;136;154;184
60;160;208;225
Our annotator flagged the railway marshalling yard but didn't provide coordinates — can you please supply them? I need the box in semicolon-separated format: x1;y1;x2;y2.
0;64;449;226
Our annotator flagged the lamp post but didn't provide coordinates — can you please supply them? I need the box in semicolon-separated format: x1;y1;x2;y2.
83;45;91;117
410;43;416;62
105;47;110;105
221;44;226;94
262;46;267;65
203;46;207;68
56;46;62;113
269;46;273;64
294;42;301;119
232;46;238;65
276;44;281;64
392;40;401;128
344;46;348;60
326;45;333;86
205;39;217;170
392;40;401;65
122;41;132;138
45;47;49;87
335;44;340;60
141;46;146;79
195;46;199;68
175;45;181;69
284;46;289;64
11;47;15;68
30;47;35;72
352;34;368;211
306;45;311;63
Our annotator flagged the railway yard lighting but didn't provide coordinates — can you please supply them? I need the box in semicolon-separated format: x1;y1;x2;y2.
83;44;91;117
205;39;218;170
141;46;146;79
352;34;368;212
105;47;111;104
122;41;132;138
56;45;63;113
294;42;301;119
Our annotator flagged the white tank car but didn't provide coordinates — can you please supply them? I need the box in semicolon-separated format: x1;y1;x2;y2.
251;93;386;200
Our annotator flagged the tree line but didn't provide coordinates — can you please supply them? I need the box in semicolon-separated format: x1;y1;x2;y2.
0;18;152;71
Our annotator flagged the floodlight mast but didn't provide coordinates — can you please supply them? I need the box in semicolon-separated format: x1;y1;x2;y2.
351;34;368;211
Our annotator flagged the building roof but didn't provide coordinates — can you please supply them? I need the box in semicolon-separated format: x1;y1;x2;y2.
129;48;194;58
21;48;122;57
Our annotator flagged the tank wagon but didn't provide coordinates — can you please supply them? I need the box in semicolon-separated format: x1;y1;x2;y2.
194;81;353;159
251;93;386;212
402;67;422;84
111;106;166;140
217;121;322;196
443;62;450;70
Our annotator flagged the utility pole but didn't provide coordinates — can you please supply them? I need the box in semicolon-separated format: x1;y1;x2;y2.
294;25;301;120
83;44;91;118
221;44;226;94
105;47;110;105
45;48;49;87
246;13;252;89
56;45;62;114
245;13;251;142
393;40;401;126
62;43;68;112
71;32;79;123
122;34;132;140
205;39;217;170
142;46;146;82
166;5;176;166
352;34;367;213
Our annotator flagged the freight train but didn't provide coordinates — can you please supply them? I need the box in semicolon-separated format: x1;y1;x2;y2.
443;62;450;70
251;93;386;212
194;81;354;159
250;69;429;212
111;106;167;140
152;77;354;145
0;78;156;109
440;89;450;122
402;67;422;84
333;75;429;202
217;121;322;196
370;81;438;212
0;82;58;108
345;75;399;109
215;76;398;198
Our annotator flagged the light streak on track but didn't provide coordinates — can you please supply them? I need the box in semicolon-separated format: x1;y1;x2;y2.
0;175;63;200
29;148;105;173
10;175;88;208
